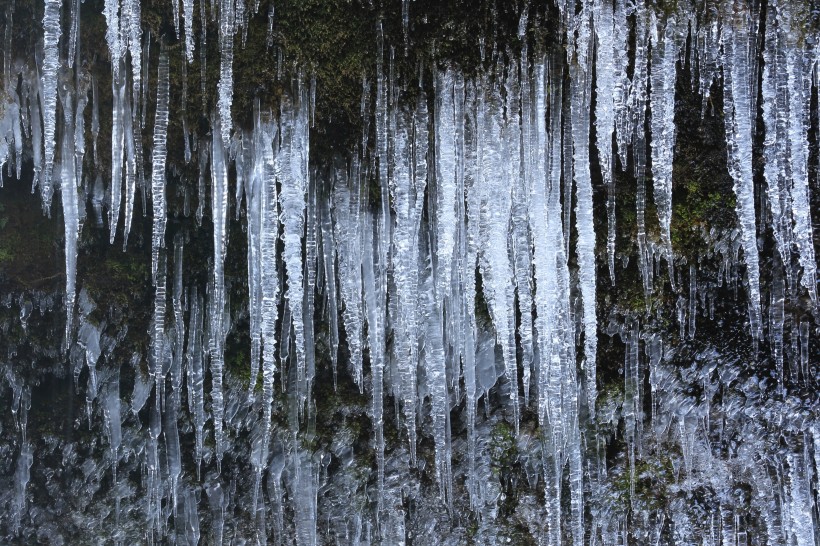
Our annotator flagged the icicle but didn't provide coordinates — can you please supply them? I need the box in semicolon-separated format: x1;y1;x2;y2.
217;0;236;147
122;85;137;249
781;6;818;311
56;72;80;344
210;119;229;467
420;249;452;507
91;74;100;165
475;73;520;430
11;443;33;536
74;71;89;194
277;90;309;407
333;161;364;388
249;106;280;510
102;377;121;485
433;68;458;312
151;248;168;415
40;0;62;211
183;0;195;62
362;210;385;509
319;171;339;381
569;1;597;417
721;2;761;340
594;0;627;284
506;64;534;405
390;98;428;459
304;167;318;399
649;10;686;286
186;288;206;475
109;61;127;243
151;51;170;278
172;236;185;399
632;2;653;295
171;0;181;39
68;0;80;67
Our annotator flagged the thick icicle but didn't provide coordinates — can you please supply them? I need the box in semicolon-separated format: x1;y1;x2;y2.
433;68;459;307
58;72;79;343
721;2;762;340
151;51;170;279
40;0;61;211
781;4;818;309
186;288;206;475
362;210;385;509
474;74;520;430
217;0;236;147
277;90;309;407
569;1;598;416
390;99;427;460
333;161;364;388
594;0;627;284
183;0;195;62
649;10;685;284
210;119;229;467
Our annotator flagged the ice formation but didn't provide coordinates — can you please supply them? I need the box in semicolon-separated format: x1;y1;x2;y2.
0;0;818;543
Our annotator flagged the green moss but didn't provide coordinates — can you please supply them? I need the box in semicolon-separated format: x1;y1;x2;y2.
490;420;517;473
610;454;674;512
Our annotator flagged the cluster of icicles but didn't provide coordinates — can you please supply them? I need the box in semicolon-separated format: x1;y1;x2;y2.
1;0;819;543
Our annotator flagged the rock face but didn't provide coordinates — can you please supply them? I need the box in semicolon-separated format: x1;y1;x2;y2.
0;0;819;544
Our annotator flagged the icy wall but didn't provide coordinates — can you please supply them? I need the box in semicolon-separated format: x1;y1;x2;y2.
0;0;819;544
